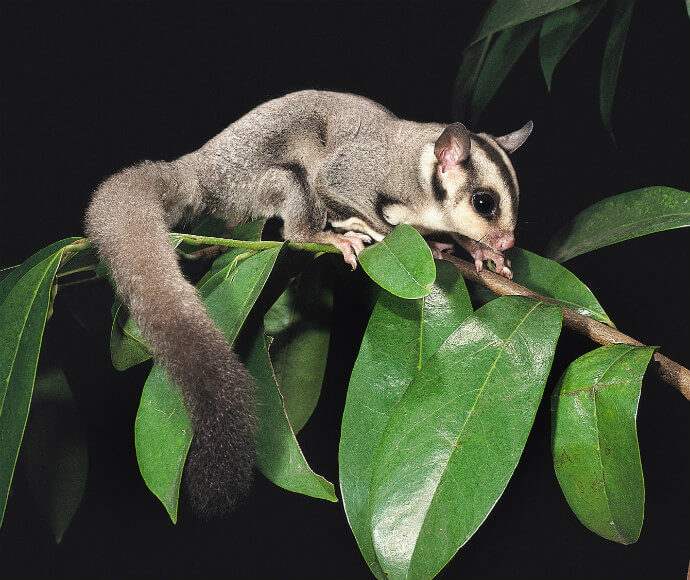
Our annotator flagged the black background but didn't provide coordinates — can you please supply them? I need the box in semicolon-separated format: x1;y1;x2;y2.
1;1;688;579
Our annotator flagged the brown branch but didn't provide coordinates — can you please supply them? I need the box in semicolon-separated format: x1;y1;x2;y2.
441;254;690;402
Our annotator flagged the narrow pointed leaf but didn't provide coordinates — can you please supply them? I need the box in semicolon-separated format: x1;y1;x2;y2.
0;238;79;305
472;0;579;43
135;245;284;521
0;250;65;526
264;261;333;433
453;36;493;121
340;260;473;579
474;248;613;326
369;296;562;580
551;344;654;544
545;187;690;262
358;225;436;299
247;329;336;501
110;302;152;371
600;0;635;139
539;0;606;90
22;368;88;543
469;20;541;125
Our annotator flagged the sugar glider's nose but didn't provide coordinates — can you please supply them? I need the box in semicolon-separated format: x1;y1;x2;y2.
495;232;515;251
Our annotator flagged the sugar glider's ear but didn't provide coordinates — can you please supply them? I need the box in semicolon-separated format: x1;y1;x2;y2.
434;122;471;173
495;121;534;154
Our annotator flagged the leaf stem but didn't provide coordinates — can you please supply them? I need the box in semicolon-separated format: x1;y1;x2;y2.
441;254;690;402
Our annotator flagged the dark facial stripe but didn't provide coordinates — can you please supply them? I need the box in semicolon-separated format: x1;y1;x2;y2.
431;164;447;202
279;162;309;193
471;135;519;216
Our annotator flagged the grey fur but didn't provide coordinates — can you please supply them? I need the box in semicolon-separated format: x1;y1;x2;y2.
85;90;529;516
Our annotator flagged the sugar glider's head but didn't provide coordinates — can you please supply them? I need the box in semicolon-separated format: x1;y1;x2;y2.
418;121;532;251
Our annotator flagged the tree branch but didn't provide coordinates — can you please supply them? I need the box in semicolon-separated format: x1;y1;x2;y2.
441;254;690;402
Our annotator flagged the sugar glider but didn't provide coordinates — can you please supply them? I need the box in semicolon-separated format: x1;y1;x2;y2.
85;90;532;516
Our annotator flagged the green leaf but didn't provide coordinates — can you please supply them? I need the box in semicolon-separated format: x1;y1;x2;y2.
339;260;473;579
56;246;100;277
539;0;606;90
551;344;654;544
176;216;227;254
600;0;635;139
109;301;152;371
0;238;79;305
472;0;580;44
135;245;284;521
0;266;18;284
247;329;337;501
358;225;436;299
210;220;266;274
545;186;690;262
475;248;613;326
452;36;493;121
469;20;542;125
22;368;88;543
369;296;562;580
264;260;333;433
135;365;192;524
0;249;66;526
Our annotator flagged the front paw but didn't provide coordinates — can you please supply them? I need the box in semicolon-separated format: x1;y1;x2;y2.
469;243;512;279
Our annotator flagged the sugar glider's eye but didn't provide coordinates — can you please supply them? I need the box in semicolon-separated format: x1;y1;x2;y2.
471;192;496;216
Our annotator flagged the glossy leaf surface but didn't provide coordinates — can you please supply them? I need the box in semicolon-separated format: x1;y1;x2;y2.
539;0;605;89
552;344;654;544
0;249;65;526
340;261;473;579
600;0;635;138
474;248;613;326
472;0;579;43
545;187;690;262
369;297;562;580
247;330;336;501
358;225;435;299
110;302;151;371
23;368;88;542
264;261;333;433
135;246;283;521
469;20;541;125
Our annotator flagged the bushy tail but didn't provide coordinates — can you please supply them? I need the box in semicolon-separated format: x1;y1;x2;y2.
85;160;256;516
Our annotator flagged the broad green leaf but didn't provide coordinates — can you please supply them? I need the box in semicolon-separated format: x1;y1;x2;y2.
452;36;493;121
0;251;65;526
551;344;654;544
472;0;579;43
247;329;336;501
469;20;541;125
339;260;473;580
135;365;192;523
474;248;613;326
22;368;88;543
358;225;435;299
264;261;333;433
0;238;79;305
600;0;635;139
369;296;562;580
545;187;690;262
135;246;284;521
109;302;151;371
0;266;17;283
539;0;606;90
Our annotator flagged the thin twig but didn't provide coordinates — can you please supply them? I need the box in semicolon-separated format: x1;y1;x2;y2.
441;254;690;402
